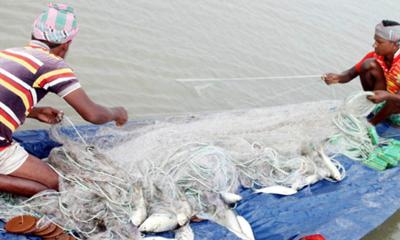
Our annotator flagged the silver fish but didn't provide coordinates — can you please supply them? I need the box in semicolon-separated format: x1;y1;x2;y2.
237;215;255;240
139;212;178;233
176;200;193;226
220;192;242;204
253;185;297;195
131;183;147;226
317;147;342;181
175;224;194;240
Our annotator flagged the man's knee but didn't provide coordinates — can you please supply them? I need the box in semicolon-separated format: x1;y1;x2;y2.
46;170;59;190
386;100;400;114
9;154;59;191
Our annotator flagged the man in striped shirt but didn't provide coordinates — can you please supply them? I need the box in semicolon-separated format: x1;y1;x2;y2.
322;20;400;125
0;3;128;196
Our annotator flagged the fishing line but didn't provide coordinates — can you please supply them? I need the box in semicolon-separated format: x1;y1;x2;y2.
176;74;323;82
177;74;337;104
63;116;88;146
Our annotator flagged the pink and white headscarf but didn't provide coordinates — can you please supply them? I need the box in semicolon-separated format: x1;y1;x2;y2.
375;22;400;44
32;3;79;44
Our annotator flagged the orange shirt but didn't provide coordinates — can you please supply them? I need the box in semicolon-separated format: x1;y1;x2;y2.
355;49;400;93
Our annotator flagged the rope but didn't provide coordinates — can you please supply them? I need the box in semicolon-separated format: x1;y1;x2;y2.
330;91;377;163
63;116;88;146
176;74;323;82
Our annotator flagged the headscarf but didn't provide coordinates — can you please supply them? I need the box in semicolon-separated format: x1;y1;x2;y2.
375;22;400;45
32;3;79;44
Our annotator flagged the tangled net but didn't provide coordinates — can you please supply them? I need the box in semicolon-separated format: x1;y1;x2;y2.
0;91;379;239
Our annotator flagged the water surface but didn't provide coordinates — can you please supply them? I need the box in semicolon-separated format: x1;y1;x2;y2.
1;1;400;238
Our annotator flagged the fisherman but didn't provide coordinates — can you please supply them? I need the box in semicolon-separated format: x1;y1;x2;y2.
0;3;128;196
323;20;400;125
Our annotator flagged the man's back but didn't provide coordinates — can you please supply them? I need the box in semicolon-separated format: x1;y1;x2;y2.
0;40;80;146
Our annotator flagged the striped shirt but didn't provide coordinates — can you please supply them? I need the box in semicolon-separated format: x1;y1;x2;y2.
0;40;80;146
355;49;400;94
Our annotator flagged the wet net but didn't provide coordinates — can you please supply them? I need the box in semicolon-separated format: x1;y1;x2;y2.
0;91;378;240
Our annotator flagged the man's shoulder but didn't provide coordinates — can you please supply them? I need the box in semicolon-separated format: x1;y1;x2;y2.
364;51;377;58
3;46;66;67
30;51;71;73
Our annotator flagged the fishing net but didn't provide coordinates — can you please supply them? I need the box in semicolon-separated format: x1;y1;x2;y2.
0;91;379;239
327;91;378;162
0;126;143;239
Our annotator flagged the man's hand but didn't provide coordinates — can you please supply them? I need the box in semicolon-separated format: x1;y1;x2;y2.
28;107;64;124
322;73;341;85
111;107;128;126
367;90;392;103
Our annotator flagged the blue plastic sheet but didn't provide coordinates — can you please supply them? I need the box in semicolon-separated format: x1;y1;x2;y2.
2;122;400;240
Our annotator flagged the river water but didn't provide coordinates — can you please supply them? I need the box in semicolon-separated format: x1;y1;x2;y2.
1;1;400;239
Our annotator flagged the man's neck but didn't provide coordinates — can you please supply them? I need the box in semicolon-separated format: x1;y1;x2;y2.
383;47;400;67
50;44;68;59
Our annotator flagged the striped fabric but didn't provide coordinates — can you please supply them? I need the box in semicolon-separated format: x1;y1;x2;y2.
355;49;400;94
0;102;20;132
32;3;79;44
0;40;81;147
0;68;35;112
0;49;43;74
34;68;75;89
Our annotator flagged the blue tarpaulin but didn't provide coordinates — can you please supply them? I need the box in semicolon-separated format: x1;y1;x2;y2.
2;121;400;240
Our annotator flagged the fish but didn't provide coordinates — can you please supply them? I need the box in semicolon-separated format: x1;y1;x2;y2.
220;192;242;204
144;237;175;240
176;200;193;226
207;208;253;240
317;147;342;181
175;224;194;240
130;183;147;226
291;174;320;190
237;215;255;240
139;212;178;233
253;185;297;195
222;209;252;240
